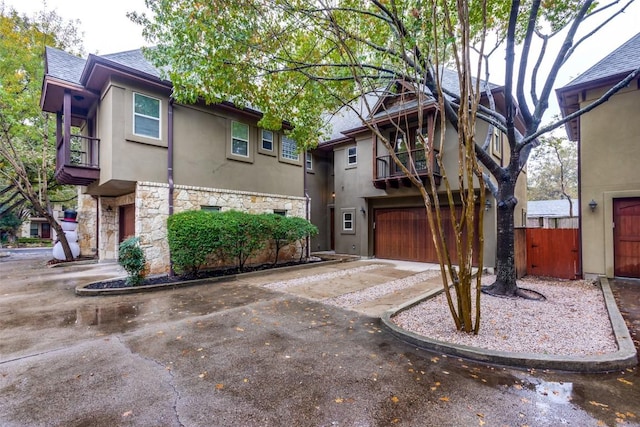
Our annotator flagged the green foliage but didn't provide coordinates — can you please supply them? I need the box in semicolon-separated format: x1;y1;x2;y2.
0;6;82;259
118;237;147;286
217;210;269;271
15;237;51;246
168;210;317;274
528;135;577;202
262;214;319;264
0;212;22;235
167;210;225;276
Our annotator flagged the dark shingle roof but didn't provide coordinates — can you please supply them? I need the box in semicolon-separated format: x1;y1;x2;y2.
563;32;640;88
45;46;162;84
45;46;86;84
323;68;500;143
102;49;161;79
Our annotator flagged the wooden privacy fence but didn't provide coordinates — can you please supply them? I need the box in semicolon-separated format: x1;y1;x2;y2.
524;228;580;279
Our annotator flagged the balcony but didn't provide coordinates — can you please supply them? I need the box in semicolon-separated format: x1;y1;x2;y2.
55;134;100;186
373;148;440;190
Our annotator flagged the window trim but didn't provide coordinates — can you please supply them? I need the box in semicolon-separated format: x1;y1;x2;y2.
261;129;274;153
306;152;313;170
341;208;356;234
201;205;221;212
347;146;357;167
492;130;502;159
133;92;161;140
231;121;250;158
281;135;299;161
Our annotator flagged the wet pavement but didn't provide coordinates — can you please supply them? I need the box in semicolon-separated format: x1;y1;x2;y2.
0;253;639;427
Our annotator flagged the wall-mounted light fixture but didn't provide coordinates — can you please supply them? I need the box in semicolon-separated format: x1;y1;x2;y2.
331;192;335;199
106;205;113;212
485;199;492;211
360;206;366;215
588;199;598;212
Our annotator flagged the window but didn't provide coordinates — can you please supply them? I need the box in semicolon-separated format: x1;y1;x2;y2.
306;152;313;170
273;209;287;216
343;211;354;231
492;131;502;158
347;146;357;166
261;130;274;151
30;223;39;237
133;93;161;139
201;206;221;212
231;121;250;157
281;136;298;160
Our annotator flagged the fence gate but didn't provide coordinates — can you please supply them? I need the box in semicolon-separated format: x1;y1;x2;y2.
526;228;580;279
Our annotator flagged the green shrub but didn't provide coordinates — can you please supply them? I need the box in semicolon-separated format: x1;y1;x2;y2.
262;214;318;265
118;237;146;286
218;210;270;271
167;210;225;276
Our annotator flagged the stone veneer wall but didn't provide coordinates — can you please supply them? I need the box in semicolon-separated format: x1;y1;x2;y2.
76;193;97;256
136;181;307;274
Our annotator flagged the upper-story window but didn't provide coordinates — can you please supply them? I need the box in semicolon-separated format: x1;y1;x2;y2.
281;136;299;160
492;130;502;158
261;130;274;152
133;93;161;139
231;121;250;157
347;146;357;166
306;152;313;170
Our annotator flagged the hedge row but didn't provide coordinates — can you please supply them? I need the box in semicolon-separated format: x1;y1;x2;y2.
167;210;318;276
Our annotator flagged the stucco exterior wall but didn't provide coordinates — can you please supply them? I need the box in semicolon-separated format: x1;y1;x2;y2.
578;83;640;278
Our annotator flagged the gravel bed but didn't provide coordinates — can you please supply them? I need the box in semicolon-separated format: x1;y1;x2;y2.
392;276;618;356
263;264;383;291
324;270;440;308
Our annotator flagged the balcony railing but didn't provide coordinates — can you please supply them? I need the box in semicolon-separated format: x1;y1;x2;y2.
55;134;100;185
374;148;440;189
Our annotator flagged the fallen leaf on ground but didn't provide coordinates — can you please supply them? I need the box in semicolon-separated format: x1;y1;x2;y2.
198;371;207;379
439;396;450;402
589;401;609;408
122;410;133;417
391;396;399;403
335;398;344;403
617;378;633;386
215;383;224;390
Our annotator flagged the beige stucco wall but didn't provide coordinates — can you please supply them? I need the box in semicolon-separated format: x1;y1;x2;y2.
87;78;305;199
578;82;640;278
326;117;513;269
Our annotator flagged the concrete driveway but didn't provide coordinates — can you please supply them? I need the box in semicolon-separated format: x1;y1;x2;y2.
1;254;639;426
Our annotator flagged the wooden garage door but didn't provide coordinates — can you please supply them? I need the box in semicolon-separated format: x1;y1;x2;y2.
614;198;640;278
374;207;479;264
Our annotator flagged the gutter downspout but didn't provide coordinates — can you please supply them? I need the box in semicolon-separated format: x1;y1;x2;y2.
304;150;310;260
168;98;175;276
93;195;99;259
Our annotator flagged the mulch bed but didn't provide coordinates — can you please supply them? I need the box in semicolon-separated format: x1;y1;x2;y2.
85;259;322;290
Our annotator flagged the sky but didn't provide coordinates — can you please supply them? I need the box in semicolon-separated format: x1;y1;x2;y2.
3;0;640;122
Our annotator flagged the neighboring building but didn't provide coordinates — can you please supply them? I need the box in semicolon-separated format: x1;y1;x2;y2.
19;204;66;241
557;32;640;279
308;78;529;268
526;199;578;229
40;48;307;274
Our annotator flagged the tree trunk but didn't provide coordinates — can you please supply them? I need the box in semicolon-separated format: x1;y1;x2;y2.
483;180;519;297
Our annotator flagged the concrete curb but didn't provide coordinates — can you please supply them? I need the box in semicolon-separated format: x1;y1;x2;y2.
75;258;356;297
380;276;638;373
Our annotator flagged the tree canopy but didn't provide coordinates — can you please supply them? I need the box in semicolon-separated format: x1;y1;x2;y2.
132;0;640;299
0;5;83;258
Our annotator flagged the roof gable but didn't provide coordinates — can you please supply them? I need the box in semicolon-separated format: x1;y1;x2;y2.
563;32;640;89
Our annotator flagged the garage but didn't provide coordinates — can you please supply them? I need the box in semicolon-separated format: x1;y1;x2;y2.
614;198;640;278
374;206;479;264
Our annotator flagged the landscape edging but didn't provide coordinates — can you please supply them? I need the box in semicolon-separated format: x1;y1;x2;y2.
380;276;638;373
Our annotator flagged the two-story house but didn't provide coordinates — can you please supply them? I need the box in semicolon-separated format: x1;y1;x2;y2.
557;32;640;279
41;48;308;274
307;77;528;269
